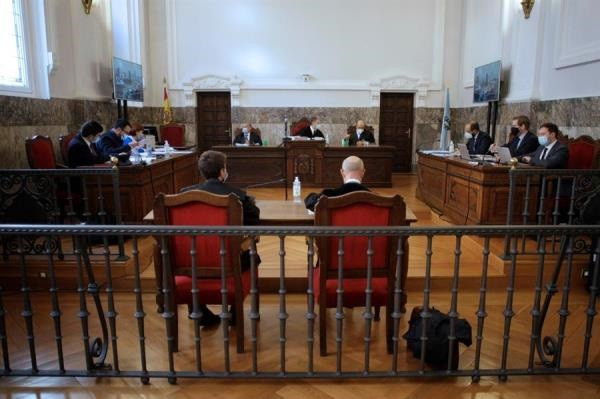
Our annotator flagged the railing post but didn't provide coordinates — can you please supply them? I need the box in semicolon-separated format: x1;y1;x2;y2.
111;170;127;261
503;169;516;258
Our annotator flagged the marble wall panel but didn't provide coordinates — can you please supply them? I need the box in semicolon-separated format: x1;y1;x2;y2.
0;125;68;168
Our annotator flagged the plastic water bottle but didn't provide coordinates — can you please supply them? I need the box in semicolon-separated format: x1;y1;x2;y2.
449;140;455;153
292;176;301;202
132;147;141;164
164;140;171;157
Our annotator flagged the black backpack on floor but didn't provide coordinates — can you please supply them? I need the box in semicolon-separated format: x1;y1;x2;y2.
403;306;472;370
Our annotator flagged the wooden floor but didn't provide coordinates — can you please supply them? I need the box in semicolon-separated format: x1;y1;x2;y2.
1;288;599;398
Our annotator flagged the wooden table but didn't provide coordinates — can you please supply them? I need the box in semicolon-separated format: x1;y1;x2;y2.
144;199;418;225
212;142;395;188
88;151;199;222
416;152;538;225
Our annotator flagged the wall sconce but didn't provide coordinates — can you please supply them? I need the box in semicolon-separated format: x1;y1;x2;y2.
521;0;534;19
82;0;93;14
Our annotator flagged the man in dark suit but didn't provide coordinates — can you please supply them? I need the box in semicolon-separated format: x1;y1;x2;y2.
304;156;369;211
96;118;140;158
67;121;109;168
521;123;569;168
181;150;260;326
299;117;325;139
490;115;539;157
233;124;263;146
464;121;492;155
347;120;376;146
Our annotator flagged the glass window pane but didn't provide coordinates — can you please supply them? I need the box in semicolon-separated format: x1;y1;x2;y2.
0;0;28;88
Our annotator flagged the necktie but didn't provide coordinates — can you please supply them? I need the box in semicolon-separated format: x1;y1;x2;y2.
89;143;97;156
245;132;249;142
540;147;548;160
516;136;522;149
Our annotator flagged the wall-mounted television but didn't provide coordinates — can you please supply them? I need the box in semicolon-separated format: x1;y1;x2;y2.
112;57;143;102
473;60;501;103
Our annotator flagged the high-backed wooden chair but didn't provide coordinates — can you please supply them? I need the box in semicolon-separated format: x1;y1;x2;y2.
153;190;250;353
25;135;65;169
59;132;77;165
314;191;408;356
291;117;310;136
160;123;185;147
567;135;599;169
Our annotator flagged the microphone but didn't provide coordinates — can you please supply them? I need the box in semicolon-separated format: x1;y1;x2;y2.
282;117;291;141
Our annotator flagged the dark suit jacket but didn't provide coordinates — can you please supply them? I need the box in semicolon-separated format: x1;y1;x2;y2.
304;181;370;212
467;131;492;155
503;131;539;157
233;132;263;146
181;178;260;225
348;130;376;146
67;133;109;168
523;141;569;169
96;130;131;157
299;126;325;139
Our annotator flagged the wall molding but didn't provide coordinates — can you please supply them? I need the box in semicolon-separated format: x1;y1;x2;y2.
182;75;242;106
554;0;600;69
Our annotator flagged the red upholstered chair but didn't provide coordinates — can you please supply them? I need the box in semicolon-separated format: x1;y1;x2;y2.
291;118;310;136
567;135;599;169
25;135;65;169
153;190;250;353
59;132;77;165
160;123;185;147
314;191;408;356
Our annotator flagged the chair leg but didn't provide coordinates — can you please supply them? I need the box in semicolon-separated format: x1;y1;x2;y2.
386;305;393;355
374;305;381;322
235;298;244;353
319;306;327;356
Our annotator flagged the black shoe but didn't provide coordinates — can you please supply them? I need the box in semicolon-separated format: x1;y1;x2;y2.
199;304;221;327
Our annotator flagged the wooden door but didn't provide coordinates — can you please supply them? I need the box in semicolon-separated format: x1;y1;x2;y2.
379;93;414;171
196;92;232;150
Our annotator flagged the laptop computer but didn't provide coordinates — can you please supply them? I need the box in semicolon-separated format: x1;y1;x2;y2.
457;143;475;160
497;147;512;164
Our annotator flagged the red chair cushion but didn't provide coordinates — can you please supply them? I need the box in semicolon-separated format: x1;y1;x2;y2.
162;125;185;147
174;270;251;305
28;139;56;169
291;121;309;136
313;267;389;308
327;203;391;270
568;141;596;169
167;202;232;269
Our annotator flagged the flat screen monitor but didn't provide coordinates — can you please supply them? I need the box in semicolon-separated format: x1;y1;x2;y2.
112;57;143;102
473;60;501;103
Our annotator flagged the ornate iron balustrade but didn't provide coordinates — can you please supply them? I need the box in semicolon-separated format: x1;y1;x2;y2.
0;169;126;259
0;224;598;384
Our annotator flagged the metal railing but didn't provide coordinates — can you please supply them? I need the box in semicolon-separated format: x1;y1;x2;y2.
505;168;600;257
0;168;126;259
0;224;598;383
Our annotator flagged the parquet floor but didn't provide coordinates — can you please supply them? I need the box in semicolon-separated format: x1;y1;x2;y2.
0;288;599;398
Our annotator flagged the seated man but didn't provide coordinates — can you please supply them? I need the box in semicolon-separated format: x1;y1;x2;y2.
96;118;140;158
520;122;569;168
304;155;369;212
490;115;538;157
181;150;261;326
347;120;376;146
299;117;325;139
464;121;492;155
233;124;262;146
67;120;109;168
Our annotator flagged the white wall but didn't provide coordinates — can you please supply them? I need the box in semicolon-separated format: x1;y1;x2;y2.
46;0;113;100
150;0;448;108
456;0;600;108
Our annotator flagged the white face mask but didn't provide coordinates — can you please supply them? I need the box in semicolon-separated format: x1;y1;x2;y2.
356;128;364;135
464;132;473;140
221;169;228;182
242;127;249;134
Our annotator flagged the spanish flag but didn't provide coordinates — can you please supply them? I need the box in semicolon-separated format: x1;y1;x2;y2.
162;77;172;124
